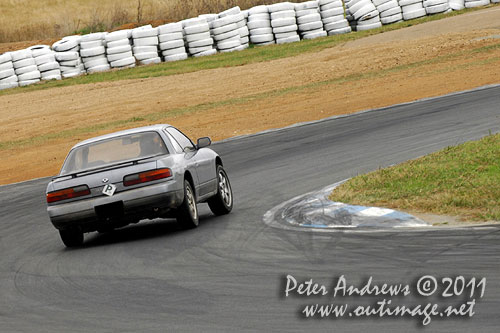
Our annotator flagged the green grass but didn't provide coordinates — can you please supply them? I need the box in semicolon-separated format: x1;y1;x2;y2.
330;134;500;221
0;5;494;97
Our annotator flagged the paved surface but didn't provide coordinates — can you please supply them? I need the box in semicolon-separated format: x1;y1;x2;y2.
1;86;499;332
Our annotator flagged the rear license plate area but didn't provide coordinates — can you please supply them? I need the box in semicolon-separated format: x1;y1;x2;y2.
95;201;124;221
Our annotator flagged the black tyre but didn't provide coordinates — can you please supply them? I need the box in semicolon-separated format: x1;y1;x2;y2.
59;228;83;247
208;165;233;216
176;180;199;229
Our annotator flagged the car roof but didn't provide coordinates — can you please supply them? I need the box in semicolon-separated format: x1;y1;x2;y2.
71;124;173;149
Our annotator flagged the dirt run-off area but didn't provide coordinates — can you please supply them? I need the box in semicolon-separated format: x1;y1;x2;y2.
1;7;500;185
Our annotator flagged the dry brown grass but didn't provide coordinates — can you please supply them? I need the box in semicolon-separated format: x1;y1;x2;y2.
0;0;292;43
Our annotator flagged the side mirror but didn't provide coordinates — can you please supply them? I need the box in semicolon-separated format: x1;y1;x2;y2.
197;137;211;149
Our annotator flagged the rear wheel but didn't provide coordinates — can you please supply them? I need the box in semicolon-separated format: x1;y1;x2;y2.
176;180;199;229
208;165;233;215
59;228;83;247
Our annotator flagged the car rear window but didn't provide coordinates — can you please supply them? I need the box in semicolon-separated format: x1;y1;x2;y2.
60;131;168;175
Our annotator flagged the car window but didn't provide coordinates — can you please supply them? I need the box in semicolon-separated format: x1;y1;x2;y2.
61;131;168;175
163;130;183;153
166;127;195;151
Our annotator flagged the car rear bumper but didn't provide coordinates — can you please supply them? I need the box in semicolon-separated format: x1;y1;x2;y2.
47;180;183;231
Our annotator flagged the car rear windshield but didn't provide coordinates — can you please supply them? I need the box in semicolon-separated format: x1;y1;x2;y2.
60;131;168;175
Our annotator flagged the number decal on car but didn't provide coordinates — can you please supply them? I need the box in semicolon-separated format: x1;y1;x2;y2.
102;184;117;196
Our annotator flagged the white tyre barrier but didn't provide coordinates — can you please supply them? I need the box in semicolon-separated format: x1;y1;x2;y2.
15;64;38;75
133;46;157;54
9;50;42;86
159;23;183;35
248;5;275;46
107;44;132;55
0;61;13;71
19;79;40;87
18;70;41;81
80;46;105;58
139;57;161;65
374;0;402;24
107;51;133;63
132;26;159;64
320;0;350;35
110;57;136;68
188;38;214;48
0;68;15;80
87;64;111;73
270;6;299;44
13;57;35;69
162;47;187;57
448;0;465;10
158;32;184;43
164;53;189;62
250;34;275;44
193;49;218;57
464;0;490;8
11;50;31;62
38;61;60;72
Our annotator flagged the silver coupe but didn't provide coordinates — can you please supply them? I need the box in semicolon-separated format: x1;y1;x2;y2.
46;124;233;247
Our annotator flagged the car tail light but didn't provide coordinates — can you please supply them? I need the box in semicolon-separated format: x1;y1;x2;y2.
47;185;91;203
123;168;172;187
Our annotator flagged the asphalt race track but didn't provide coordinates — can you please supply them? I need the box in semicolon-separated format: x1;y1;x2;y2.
1;86;499;332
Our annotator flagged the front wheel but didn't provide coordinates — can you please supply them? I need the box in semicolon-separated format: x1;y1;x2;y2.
208;165;233;216
59;228;83;247
176;180;199;229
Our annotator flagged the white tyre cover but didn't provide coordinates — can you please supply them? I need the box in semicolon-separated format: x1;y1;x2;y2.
381;12;403;24
270;10;296;20
134;52;159;61
1;75;18;83
448;1;465;10
189;45;213;54
328;26;352;35
380;7;402;18
133;46;158;54
52;39;78;52
373;0;392;6
87;64;111;73
249;5;268;15
111;56;136;67
0;62;13;71
158;23;183;34
80;46;105;57
133;37;159;46
403;3;425;13
358;16;382;25
238;26;250;37
275;31;299;39
0;68;15;80
378;0;400;12
107;44;132;55
105;30;128;42
84;57;108;68
303;31;328;39
38;61;60;72
322;14;347;24
162;47;186;57
211;23;238;36
465;0;489;8
30;46;52;58
268;3;295;12
320;1;343;11
426;3;449;13
0;82;18;90
106;39;130;48
325;20;349;31
185;32;211;43
248;20;271;30
276;35;301;44
251;27;273;35
271;17;296;28
248;13;271;22
11;50;32;62
158;32;184;43
0;53;12;63
80;40;103;49
188;38;214;48
296;9;320;17
132;27;158;39
273;24;298;34
399;0;422;5
213;30;240;42
164;53;188;62
62;70;82;78
217;39;241;50
210;16;234;29
297;13;322;25
55;51;79;62
299;21;324;32
320;7;345;18
18;71;41;81
184;23;210;35
250;34;274;43
423;0;448;6
402;8;427;20
35;54;56;65
348;0;369;14
139;57;161;65
240;36;250;44
254;41;275;46
320;0;342;6
14;57;36;68
219;6;241;17
41;69;61;78
19;79;40;87
81;32;106;42
107;51;133;62
354;4;378;20
160;39;186;50
193;49;217;57
356;21;382;30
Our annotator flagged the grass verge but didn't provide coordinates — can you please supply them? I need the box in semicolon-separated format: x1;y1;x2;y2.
0;5;494;97
330;133;500;221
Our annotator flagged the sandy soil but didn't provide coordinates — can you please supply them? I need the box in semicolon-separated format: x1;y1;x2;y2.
1;7;500;185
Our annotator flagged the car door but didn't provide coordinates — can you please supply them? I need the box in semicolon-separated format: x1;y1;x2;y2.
165;127;214;198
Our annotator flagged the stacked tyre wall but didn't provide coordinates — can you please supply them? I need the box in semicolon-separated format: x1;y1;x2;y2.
0;0;497;91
